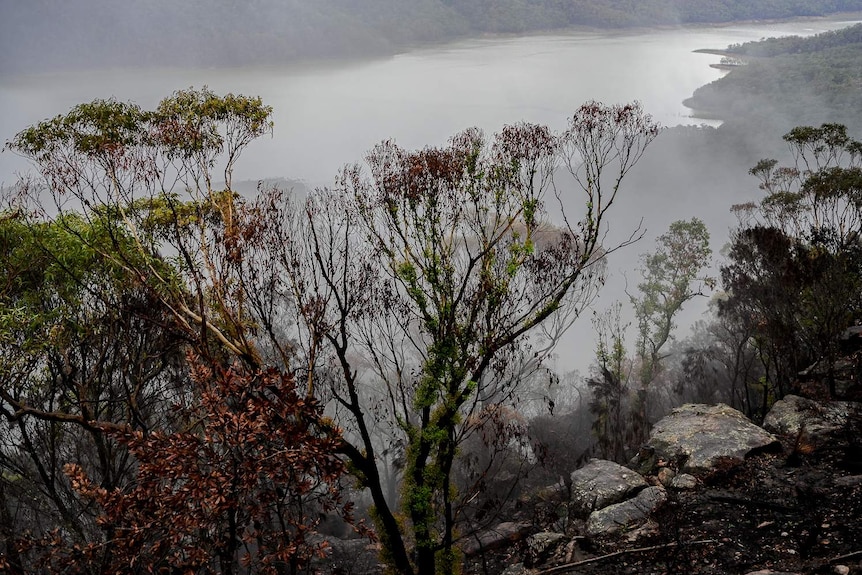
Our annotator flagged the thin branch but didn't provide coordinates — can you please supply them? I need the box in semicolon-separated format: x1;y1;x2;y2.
535;539;719;575
829;550;862;564
1;391;129;434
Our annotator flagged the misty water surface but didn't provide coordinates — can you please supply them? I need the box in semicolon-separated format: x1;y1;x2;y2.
2;17;859;186
1;16;859;373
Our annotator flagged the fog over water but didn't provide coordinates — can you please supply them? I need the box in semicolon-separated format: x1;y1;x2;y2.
1;17;857;186
1;15;859;373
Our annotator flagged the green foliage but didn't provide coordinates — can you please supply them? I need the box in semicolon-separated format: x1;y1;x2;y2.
7;93;656;575
687;24;862;141
7;88;275;363
720;123;862;409
728;23;862;57
588;219;712;460
12;102;145;170
0;210;149;354
1;89;352;574
0;203;199;570
9;87;272;168
632;218;713;387
155;88;273;164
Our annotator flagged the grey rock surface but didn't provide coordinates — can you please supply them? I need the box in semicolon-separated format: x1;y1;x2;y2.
670;473;698;490
763;394;862;446
569;459;647;518
460;521;533;556
500;564;529;575
641;403;778;474
586;485;667;536
657;467;676;487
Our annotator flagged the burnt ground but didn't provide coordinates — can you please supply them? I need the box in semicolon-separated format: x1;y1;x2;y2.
464;435;862;575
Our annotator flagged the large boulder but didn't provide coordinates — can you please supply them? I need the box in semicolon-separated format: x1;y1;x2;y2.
569;459;647;519
460;521;533;556
585;485;667;536
639;403;779;475
763;394;862;447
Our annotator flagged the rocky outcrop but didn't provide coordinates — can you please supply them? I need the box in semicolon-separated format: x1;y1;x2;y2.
559;459;666;538
585;485;667;536
459;396;862;575
637;403;779;475
763;394;862;447
569;459;647;518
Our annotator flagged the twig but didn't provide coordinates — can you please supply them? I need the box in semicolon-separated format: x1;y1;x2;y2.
830;549;862;563
535;539;719;575
709;494;798;513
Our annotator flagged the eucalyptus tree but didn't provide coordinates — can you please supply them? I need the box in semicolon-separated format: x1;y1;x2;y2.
277;102;659;575
586;218;712;462
629;218;713;437
4;89;354;573
9;93;659;575
722;123;862;407
0;201;189;570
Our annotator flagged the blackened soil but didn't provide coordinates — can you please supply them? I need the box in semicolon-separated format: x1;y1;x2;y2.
466;437;862;575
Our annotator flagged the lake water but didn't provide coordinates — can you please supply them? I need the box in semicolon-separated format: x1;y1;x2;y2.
2;16;860;374
1;16;860;188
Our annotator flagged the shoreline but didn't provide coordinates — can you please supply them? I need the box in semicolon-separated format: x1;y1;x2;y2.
3;11;861;81
693;48;735;57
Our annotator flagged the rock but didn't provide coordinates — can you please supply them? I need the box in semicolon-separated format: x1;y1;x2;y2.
763;395;862;447
586;485;667;536
535;480;569;503
501;564;529;575
623;519;660;543
657;467;676;487
569;459;647;519
460;521;533;556
834;566;851;575
670;473;698;490
639;403;779;475
523;531;568;567
834;475;862;487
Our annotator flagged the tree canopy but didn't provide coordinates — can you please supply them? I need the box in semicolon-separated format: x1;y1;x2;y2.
686;24;862;144
720;123;862;413
3;90;659;574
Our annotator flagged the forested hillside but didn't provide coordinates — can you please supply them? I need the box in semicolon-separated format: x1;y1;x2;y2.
684;23;862;143
3;85;860;575
2;0;862;74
